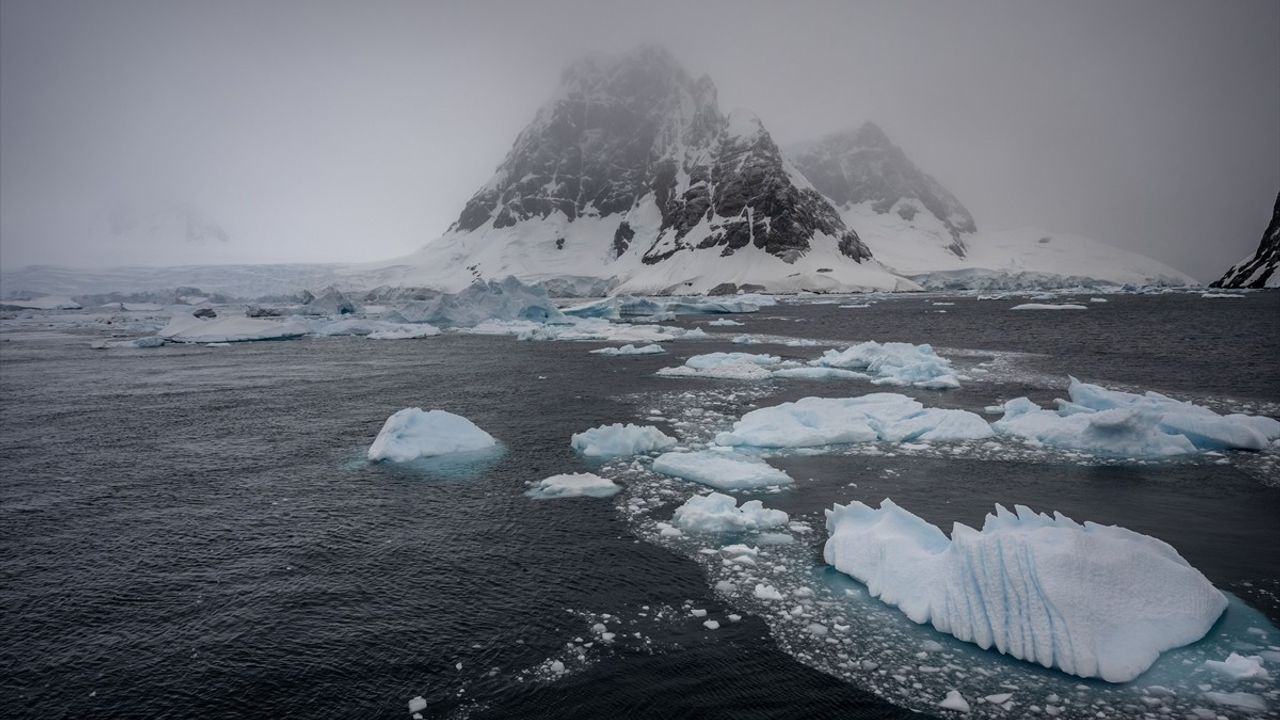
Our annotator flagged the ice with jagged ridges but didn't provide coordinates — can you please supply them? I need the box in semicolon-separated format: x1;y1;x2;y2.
384;277;563;327
823;499;1227;683
672;492;789;533
367;408;497;463
994;378;1280;457
570;423;676;458
714;394;993;448
809;341;960;389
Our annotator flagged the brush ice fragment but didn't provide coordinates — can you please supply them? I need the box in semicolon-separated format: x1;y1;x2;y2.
823;499;1227;682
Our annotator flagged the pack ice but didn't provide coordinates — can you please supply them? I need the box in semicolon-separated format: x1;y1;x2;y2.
823;499;1227;682
651;450;794;490
570;423;676;458
715;394;993;448
807;341;961;389
367;408;497;463
994;378;1280;456
672;492;789;533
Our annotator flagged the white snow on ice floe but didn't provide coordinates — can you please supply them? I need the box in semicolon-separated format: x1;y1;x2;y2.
1009;303;1088;311
570;423;676;458
367;408;497;462
158;314;308;343
808;341;960;389
656;352;782;380
589;343;665;355
823;499;1226;682
526;472;620;499
994;378;1280;457
651;450;794;489
1203;652;1268;680
714;394;993;448
671;492;789;533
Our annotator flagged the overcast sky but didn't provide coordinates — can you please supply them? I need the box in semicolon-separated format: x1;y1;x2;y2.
1;0;1277;280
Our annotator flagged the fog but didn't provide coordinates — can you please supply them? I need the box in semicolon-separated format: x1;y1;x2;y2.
2;0;1277;281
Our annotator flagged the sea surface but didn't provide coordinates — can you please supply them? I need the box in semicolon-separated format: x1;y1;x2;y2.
2;291;1278;719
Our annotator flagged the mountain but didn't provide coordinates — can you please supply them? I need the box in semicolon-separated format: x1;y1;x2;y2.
391;46;915;295
789;124;1194;289
1212;191;1280;289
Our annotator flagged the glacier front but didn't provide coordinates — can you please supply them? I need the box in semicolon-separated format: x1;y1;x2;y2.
823;499;1227;683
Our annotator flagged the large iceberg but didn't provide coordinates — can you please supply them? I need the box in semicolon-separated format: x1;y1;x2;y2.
367;408;497;462
672;492;789;533
526;473;620;499
570;423;677;458
715;394;993;448
809;341;960;389
383;277;563;327
651;450;794;490
823;499;1227;683
993;378;1280;457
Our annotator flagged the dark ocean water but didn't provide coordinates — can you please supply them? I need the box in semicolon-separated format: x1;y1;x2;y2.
1;292;1278;719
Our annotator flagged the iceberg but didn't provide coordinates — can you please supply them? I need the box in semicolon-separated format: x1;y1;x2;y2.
993;378;1280;456
300;286;357;315
823;499;1227;683
158;314;308;343
651;450;793;490
367;408;497;463
809;341;960;389
384;277;563;327
656;352;783;381
526;473;620;499
570;423;677;458
671;492;789;533
589;343;665;356
714;394;993;448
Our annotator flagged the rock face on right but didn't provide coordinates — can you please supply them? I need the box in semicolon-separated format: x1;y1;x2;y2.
824;499;1227;683
1213;191;1280;288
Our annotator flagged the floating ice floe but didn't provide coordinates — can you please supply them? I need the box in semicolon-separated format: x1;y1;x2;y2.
1200;292;1246;299
1009;303;1088;310
367;408;497;462
589;343;665;356
808;341;960;389
158;314;309;343
656;352;783;380
310;318;441;339
651;450;794;490
706;318;745;327
714;394;993;448
526;472;620;499
367;325;441;340
823;499;1227;682
671;492;789;533
89;336;166;349
1202;691;1268;712
570;423;676;458
994;378;1280;456
1204;652;1268;680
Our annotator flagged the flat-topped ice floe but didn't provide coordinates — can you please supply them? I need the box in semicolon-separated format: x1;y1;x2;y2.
368;408;497;463
589;343;665;356
159;314;308;343
526;472;620;499
571;423;676;458
657;352;783;381
823;499;1227;683
672;492;788;533
715;394;993;448
994;378;1280;456
808;341;960;389
1009;303;1088;311
652;450;794;490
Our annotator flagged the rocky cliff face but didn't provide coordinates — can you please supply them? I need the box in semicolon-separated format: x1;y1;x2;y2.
1212;191;1280;289
789;122;975;256
447;46;869;270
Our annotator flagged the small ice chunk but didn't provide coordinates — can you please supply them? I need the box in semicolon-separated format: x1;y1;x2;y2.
571;423;677;458
1203;691;1267;712
1204;652;1268;680
983;693;1013;704
938;690;971;712
1009;303;1087;311
691;608;707;617
590;343;666;356
368;408;497;463
672;493;789;533
703;620;720;630
408;696;427;713
754;584;783;601
526;473;620;499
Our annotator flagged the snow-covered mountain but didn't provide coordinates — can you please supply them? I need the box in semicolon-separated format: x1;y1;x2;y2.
387;46;914;295
1212;191;1279;289
787;124;1194;289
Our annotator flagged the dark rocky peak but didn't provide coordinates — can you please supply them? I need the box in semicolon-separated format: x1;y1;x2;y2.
1212;191;1280;289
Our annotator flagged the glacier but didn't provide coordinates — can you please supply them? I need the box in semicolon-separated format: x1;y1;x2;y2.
367;408;497;463
993;378;1280;457
714;394;993;448
823;499;1227;682
671;492;789;533
570;423;677;458
808;341;960;389
651;450;794;490
526;473;620;499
